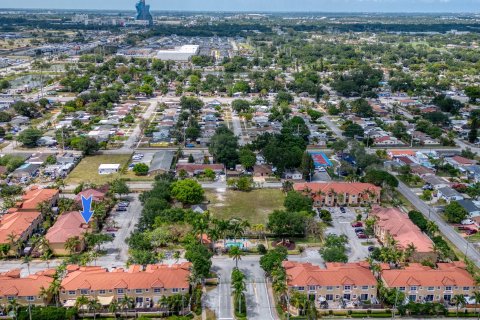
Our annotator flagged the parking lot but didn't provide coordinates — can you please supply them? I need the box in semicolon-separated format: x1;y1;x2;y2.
325;207;377;262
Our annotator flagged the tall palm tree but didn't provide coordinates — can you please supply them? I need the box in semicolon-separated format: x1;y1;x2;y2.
36;201;54;219
22;255;32;275
229;246;243;268
231;276;246;314
109;300;119;319
120;295;135;318
404;243;417;262
48;278;62;307
453;294;466;318
7;299;19;320
473;291;480;319
39;286;50;305
75;295;89;316
426;221;439;237
64;236;81;255
88;298;101;320
6;232;18;258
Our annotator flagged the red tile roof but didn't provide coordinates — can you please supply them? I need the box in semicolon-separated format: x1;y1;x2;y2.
283;261;376;287
452;156;476;166
19;187;59;210
0;211;41;243
293;182;380;197
382;262;475;287
45;211;89;244
75;189;106;202
61;263;191;291
371;207;433;253
176;164;224;173
0;270;54;297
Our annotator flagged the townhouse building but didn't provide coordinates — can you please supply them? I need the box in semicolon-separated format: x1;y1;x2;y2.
0;269;54;306
381;262;476;303
293;182;381;207
60;263;191;308
283;261;378;305
370;206;437;262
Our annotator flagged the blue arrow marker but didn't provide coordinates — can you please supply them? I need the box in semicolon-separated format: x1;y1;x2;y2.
80;195;94;224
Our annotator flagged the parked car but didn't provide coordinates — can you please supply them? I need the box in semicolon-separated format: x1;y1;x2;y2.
118;201;130;207
368;246;375;252
351;222;363;227
357;234;368;239
106;227;118;232
340;207;346;213
355;228;365;233
466;229;478;235
116;206;127;212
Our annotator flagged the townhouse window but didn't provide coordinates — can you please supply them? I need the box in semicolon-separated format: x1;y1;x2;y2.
135;289;142;294
335;295;340;299
445;286;452;291
68;291;76;295
182;288;185;291
326;294;334;301
464;287;470;291
360;294;369;301
326;286;333;291
26;296;35;301
408;295;416;302
336;286;340;289
172;288;179;293
80;289;88;295
145;289;149;292
353;286;357;289
117;289;124;294
428;287;434;291
308;286;316;291
371;286;375;289
399;287;405;292
410;286;417;292
344;286;351;291
7;297;14;301
297;287;305;291
99;290;106;294
425;295;434;302
154;288;161;293
362;286;369;290
109;290;113;293
146;298;150;301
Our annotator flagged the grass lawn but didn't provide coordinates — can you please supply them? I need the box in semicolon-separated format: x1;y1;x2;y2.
206;189;285;224
65;154;131;185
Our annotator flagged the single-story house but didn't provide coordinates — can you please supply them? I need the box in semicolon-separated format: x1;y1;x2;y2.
98;164;120;175
422;175;450;190
253;165;273;177
149;151;175;175
437;187;464;203
283;170;303;180
457;200;480;218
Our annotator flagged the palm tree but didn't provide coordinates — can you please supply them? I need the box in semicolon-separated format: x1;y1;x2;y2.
252;224;265;240
75;295;89;316
88;298;101;320
120;295;135;318
48;278;62;307
37;201;54;219
231;276;246;315
6;232;18;258
22;255;32;275
453;294;466;318
426;221;439;237
474;291;480;319
39;286;50;305
7;299;19;320
109;300;119;319
404;243;417;262
64;236;81;255
229;246;243;268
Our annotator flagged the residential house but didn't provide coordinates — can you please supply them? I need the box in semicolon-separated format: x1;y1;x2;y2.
98;164;120;175
370;207;436;262
422;175;450;190
60;263;192;308
253;165;273;177
10;163;41;182
437;187;464;203
0;211;43;254
410;165;435;178
14;187;59;212
375;136;405;146
457;200;480;218
381;262;476;303
293;182;381;207
466;165;480;183
0;269;54;306
45;212;89;256
75;188;107;203
388;150;417;160
149;151;175;175
283;261;377;305
283;170;303;181
175;164;224;177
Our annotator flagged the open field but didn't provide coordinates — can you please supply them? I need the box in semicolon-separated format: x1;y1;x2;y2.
206;189;285;224
65;154;131;185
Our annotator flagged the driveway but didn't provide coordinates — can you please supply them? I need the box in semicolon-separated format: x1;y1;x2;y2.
326;207;373;262
95;193;142;268
205;255;276;320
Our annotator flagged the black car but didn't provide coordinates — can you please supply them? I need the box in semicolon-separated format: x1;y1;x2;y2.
340;207;346;213
116;206;127;212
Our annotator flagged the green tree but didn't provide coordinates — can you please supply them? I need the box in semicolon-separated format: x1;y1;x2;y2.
17;128;42;147
133;163;149;176
209;126;239;168
267;210;307;239
284;191;313;213
260;246;288;274
229;246;244;268
110;179;130;196
445;201;468;223
300;152;315;180
239;147;256;169
171;179;205;205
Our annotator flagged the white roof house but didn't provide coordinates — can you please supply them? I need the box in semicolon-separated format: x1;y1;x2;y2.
98;164;121;175
156;45;200;61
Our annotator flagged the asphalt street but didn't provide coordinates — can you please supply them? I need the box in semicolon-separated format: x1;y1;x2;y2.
397;181;480;267
206;256;276;320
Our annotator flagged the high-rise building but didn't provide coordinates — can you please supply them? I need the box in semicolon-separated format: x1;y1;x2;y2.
135;0;153;26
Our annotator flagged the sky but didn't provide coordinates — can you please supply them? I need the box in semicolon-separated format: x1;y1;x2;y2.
1;0;480;13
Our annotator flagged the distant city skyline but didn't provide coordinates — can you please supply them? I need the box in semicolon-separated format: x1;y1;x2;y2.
2;0;480;13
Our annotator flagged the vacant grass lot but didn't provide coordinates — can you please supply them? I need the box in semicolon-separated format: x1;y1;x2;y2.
206;189;285;224
66;154;131;185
